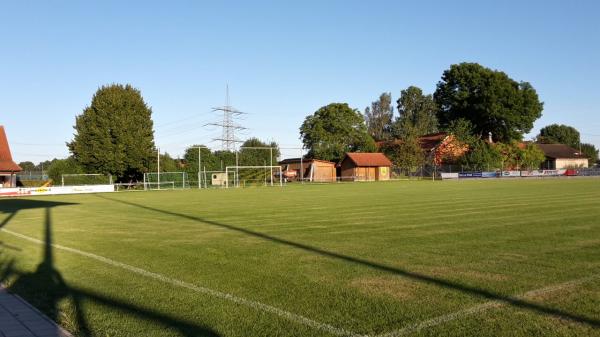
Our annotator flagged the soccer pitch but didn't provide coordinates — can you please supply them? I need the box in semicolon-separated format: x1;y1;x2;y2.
0;179;599;337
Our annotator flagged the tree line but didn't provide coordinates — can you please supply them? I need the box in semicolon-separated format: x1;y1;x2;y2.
18;62;599;183
299;62;598;170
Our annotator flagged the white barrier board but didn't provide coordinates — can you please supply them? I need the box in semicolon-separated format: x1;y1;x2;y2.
0;185;114;197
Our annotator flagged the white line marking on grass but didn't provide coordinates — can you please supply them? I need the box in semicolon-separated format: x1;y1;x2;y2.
0;228;365;337
376;274;600;337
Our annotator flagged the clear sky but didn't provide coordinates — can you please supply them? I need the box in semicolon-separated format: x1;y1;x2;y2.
1;0;599;162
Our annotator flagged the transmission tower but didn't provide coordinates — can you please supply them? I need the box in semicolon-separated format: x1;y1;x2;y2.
208;85;247;151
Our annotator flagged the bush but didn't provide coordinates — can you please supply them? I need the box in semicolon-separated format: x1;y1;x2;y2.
47;157;84;184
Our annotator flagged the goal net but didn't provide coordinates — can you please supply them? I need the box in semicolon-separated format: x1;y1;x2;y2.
143;172;189;190
61;174;113;186
225;166;282;188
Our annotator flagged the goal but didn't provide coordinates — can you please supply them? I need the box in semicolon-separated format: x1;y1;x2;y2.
61;174;113;186
225;166;282;188
143;172;189;190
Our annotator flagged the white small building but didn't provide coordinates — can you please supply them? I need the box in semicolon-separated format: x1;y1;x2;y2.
538;144;589;169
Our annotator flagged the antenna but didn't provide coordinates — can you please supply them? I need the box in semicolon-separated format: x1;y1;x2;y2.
207;85;247;151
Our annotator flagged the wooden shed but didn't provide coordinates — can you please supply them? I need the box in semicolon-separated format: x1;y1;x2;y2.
0;126;22;188
339;153;392;181
279;158;337;182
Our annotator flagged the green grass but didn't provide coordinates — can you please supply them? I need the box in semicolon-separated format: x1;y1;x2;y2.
0;179;599;337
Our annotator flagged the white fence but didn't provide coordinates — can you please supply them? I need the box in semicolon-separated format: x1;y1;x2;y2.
0;185;115;197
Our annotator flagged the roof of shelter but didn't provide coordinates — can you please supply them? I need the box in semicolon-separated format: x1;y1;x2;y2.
342;152;392;167
536;143;588;159
279;158;336;165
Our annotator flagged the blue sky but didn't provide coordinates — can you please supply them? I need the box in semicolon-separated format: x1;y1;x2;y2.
1;0;599;162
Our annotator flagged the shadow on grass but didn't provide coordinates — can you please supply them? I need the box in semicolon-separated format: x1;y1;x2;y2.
0;198;220;337
96;194;600;329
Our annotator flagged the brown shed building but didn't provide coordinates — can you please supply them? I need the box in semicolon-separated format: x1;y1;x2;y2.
279;158;337;182
339;152;392;181
0;126;22;188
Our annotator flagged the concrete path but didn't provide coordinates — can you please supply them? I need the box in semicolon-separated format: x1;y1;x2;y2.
0;286;72;337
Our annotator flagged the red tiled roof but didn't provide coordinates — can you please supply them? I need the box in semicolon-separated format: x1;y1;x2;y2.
343;152;392;167
418;132;448;151
278;158;336;165
376;132;450;152
0;126;22;172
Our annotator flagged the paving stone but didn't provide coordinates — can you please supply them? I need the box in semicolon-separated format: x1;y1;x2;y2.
0;286;73;337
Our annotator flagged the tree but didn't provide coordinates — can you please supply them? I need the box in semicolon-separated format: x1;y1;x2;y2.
519;143;546;170
382;126;424;171
183;145;217;175
300;103;376;162
35;159;56;172
496;141;545;170
239;138;280;166
393;86;438;137
68;84;155;181
580;143;599;166
537;124;580;147
47;157;84;183
149;152;179;172
18;161;35;171
459;140;502;171
365;93;394;141
434;63;543;142
445;118;477;145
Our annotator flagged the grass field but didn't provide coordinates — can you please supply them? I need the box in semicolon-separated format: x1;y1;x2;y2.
0;179;599;337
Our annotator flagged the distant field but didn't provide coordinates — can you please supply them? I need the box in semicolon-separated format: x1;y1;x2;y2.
0;179;599;337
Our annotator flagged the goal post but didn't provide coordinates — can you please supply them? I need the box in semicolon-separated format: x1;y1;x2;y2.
143;172;189;190
143;181;176;190
225;166;282;188
61;174;113;186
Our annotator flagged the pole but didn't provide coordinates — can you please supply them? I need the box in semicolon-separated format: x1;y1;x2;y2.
198;147;202;189
300;149;304;184
157;147;160;190
270;147;273;186
235;150;239;187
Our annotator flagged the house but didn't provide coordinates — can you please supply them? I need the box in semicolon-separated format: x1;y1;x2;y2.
537;144;589;169
279;158;336;182
377;132;469;165
0;126;22;188
339;153;392;181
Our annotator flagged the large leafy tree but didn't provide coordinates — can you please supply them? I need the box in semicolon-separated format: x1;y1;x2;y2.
495;141;545;170
459;140;502;171
381;126;424;171
47;157;84;183
17;161;35;171
537;124;580;147
580;143;599;166
239;138;280;166
394;86;438;137
364;93;394;141
300;103;376;162
68;84;156;180
434;63;543;142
